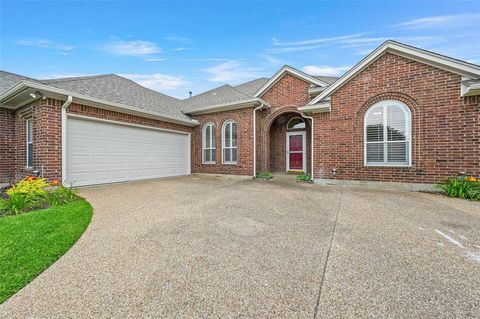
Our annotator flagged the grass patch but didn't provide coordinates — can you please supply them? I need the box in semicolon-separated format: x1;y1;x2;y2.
296;174;312;182
256;172;273;180
0;199;93;303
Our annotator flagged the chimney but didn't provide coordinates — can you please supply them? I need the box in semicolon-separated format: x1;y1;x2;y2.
189;91;192;98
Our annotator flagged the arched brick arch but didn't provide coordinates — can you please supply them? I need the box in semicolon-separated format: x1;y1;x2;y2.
353;92;422;169
261;107;309;172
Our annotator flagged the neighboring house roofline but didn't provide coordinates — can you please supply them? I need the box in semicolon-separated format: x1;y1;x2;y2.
253;65;330;98
307;40;480;108
183;98;270;115
0;80;199;126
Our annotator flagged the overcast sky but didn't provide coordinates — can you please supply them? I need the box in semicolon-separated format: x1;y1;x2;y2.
1;1;479;98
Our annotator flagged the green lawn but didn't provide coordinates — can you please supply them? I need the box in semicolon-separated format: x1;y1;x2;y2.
0;199;93;304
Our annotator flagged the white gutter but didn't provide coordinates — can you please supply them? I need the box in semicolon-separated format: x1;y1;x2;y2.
184;98;270;115
301;112;315;182
0;81;198;126
252;103;264;178
61;95;73;185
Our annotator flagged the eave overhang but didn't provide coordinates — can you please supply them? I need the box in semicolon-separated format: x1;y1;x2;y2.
183;98;271;115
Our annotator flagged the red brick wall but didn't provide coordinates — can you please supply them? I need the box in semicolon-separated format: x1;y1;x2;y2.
68;103;193;134
0;108;15;183
191;108;254;176
314;52;480;183
259;74;313;173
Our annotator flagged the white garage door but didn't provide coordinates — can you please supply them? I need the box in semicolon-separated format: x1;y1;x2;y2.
66;117;190;186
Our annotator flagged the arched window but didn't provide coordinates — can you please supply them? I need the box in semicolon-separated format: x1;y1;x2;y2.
287;117;306;129
202;122;216;164
222;120;237;164
364;100;411;166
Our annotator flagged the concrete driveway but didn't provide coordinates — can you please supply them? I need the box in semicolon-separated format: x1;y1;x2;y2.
1;175;479;318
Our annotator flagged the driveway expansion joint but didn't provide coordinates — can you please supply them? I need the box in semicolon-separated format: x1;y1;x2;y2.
313;187;344;319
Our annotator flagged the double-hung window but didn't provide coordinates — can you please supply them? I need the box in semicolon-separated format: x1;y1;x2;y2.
222;120;237;164
202;122;216;164
365;100;411;166
26;118;33;167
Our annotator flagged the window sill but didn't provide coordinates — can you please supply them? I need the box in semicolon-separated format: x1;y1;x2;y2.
202;162;216;165
222;162;237;165
364;164;412;168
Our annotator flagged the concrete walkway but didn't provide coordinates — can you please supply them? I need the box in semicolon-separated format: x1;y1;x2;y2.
1;175;479;318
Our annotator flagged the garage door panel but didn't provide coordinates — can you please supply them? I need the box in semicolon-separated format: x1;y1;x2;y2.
67;117;189;186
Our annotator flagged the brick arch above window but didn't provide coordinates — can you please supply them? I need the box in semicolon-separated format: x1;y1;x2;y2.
354;92;422;169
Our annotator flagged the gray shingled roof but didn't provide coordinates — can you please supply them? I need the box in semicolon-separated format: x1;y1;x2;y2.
181;84;255;112
0;71;39;94
234;78;269;96
1;70;337;120
313;76;339;85
40;74;190;120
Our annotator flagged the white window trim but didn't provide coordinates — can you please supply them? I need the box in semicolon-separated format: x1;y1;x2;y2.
287;117;306;130
202;122;216;164
26;118;33;168
364;100;412;167
222;120;237;165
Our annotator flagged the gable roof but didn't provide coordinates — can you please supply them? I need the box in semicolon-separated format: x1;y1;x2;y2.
253;65;330;98
307;40;480;106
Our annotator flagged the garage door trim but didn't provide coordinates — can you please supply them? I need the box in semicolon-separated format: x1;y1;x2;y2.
62;113;192;185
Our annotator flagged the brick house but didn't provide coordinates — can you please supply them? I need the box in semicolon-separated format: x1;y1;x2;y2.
1;41;479;189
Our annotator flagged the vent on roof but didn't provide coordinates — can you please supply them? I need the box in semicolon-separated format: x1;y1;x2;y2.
189;91;192;98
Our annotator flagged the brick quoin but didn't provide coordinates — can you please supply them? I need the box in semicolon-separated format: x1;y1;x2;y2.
313;52;480;184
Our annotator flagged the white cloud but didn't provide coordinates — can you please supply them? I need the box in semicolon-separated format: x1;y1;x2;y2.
16;39;74;51
104;40;160;56
205;60;263;83
182;58;230;62
393;14;480;29
145;58;166;62
272;33;366;46
164;36;193;45
172;47;193;51
259;53;283;66
302;65;351;76
119;73;188;91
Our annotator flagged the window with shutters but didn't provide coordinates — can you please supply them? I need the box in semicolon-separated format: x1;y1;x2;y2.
364;100;411;166
222;120;237;164
202;122;216;164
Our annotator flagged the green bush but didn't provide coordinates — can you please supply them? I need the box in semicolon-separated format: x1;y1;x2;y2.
1;176;80;215
1;193;37;215
256;172;273;180
296;174;311;182
439;178;480;200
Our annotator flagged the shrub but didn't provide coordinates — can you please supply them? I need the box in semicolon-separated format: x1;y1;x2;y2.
7;177;50;197
1;193;37;215
256;172;273;180
439;178;480;200
40;185;80;207
296;174;311;182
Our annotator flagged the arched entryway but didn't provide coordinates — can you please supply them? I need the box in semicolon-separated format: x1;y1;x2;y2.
262;110;311;174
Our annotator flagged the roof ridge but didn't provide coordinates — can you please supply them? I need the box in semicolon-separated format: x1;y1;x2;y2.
39;73;115;82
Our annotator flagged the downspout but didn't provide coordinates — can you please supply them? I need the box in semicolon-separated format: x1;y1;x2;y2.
301;112;315;182
61;95;73;185
252;103;264;178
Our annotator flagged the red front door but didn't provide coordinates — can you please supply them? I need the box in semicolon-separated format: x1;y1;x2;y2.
288;134;304;170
